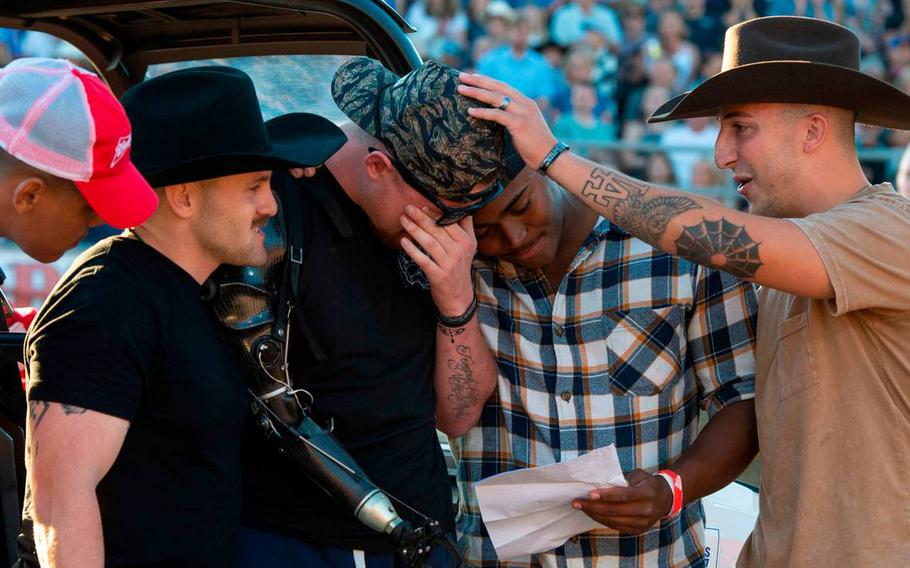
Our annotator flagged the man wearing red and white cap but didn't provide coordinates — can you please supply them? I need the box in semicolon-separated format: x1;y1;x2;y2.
0;57;157;262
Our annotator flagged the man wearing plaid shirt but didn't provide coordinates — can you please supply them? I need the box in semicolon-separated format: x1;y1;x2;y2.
447;147;758;567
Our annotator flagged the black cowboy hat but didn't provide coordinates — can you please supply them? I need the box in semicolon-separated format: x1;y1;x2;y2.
649;16;910;130
122;66;347;187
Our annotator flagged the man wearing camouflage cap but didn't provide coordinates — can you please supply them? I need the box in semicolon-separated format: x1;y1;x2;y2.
237;57;504;567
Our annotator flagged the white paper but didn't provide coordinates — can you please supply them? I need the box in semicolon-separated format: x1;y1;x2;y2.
474;445;627;560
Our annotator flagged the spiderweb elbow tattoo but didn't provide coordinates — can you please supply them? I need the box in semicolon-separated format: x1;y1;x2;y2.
675;218;762;278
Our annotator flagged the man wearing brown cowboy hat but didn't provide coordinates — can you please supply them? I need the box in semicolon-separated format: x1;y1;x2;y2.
458;15;910;567
19;66;343;568
236;57;503;567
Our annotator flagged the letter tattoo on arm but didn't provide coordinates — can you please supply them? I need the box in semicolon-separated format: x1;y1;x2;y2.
580;168;702;246
446;344;479;418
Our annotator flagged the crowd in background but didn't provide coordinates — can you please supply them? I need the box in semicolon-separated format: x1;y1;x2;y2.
389;0;910;205
4;1;910;205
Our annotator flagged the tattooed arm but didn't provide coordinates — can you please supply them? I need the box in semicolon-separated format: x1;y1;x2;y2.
458;73;834;298
433;316;498;437
399;205;498;437
545;155;832;297
28;400;129;568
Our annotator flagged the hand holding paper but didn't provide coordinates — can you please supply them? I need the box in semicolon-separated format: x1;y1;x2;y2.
572;468;675;534
474;445;627;560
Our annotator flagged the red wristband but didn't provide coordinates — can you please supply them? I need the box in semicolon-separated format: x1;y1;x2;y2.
655;469;683;519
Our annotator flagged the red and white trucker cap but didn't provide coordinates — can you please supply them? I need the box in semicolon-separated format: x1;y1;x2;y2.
0;58;157;228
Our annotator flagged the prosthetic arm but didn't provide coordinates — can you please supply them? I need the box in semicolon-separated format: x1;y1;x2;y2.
205;196;458;566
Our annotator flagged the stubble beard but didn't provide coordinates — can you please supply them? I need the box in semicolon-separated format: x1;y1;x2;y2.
194;208;268;267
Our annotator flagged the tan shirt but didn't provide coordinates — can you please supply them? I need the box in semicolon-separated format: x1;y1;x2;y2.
738;184;910;567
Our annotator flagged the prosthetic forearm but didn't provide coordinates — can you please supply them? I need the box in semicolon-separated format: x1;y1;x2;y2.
204;204;455;566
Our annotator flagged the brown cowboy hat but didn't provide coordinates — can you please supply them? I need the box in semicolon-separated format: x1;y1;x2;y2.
649;16;910;130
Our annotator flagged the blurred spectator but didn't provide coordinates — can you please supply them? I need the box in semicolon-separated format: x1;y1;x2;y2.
552;45;595;115
885;30;910;79
478;0;515;47
766;0;836;20
856;124;889;183
645;151;677;185
645;0;677;32
476;10;556;106
724;0;759;27
618;4;653;59
523;5;549;48
690;158;724;190
681;0;726;55
615;5;655;128
623;57;677;122
538;39;568;70
698;51;723;81
660;115;719;189
406;0;469;65
652;11;701;92
896;144;910;198
619;120;649;178
638;84;673;139
550;0;623;49
553;82;617;151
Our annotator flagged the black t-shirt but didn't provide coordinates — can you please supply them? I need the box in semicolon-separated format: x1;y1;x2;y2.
241;170;452;551
20;237;248;568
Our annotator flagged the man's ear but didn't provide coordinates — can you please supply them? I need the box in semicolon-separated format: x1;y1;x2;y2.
11;177;47;214
161;183;198;219
803;113;828;154
364;150;394;181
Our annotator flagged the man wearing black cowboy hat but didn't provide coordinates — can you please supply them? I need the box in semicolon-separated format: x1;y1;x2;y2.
459;15;910;567
19;66;343;568
236;57;503;567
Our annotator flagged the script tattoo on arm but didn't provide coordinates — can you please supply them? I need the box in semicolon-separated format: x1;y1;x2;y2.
446;344;479;419
580;168;703;246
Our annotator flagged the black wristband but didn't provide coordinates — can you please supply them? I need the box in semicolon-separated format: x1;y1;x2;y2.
435;293;478;328
537;141;570;175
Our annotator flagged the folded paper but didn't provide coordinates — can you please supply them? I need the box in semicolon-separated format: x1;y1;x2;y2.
475;445;628;559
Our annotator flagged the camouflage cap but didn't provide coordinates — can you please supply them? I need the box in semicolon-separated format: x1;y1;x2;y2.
331;57;504;200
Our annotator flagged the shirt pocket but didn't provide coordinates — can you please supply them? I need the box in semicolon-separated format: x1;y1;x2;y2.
774;312;820;401
603;306;685;396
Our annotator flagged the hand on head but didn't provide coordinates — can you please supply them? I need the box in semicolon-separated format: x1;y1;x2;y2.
457;73;559;172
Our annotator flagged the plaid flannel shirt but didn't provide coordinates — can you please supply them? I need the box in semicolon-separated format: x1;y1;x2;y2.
452;219;757;568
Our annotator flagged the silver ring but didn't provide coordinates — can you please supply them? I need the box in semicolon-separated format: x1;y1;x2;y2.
497;95;511;111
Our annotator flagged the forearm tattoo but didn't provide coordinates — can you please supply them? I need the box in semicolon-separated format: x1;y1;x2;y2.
438;323;466;344
581;168;702;245
580;168;764;276
446;344;478;419
675;218;763;278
